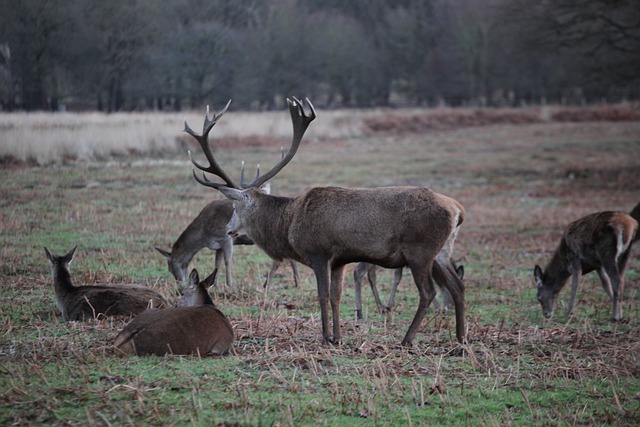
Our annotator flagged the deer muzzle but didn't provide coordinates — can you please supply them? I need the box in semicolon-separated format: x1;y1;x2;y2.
226;211;242;238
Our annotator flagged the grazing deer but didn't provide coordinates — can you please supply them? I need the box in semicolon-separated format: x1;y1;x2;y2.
114;268;234;356
534;211;638;321
155;196;300;288
185;98;466;346
44;246;168;321
353;262;464;319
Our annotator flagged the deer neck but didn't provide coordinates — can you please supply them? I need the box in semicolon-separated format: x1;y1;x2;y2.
543;244;573;293
171;232;202;266
50;263;76;314
244;195;301;262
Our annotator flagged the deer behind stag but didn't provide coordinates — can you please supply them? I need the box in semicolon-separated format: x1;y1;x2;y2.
534;211;638;321
185;98;466;346
156;195;299;288
353;261;463;320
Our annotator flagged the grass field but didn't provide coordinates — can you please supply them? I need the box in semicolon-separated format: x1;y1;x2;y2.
1;106;639;425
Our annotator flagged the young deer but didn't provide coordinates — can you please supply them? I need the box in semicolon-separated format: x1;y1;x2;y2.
44;246;168;321
186;98;466;346
155;196;300;288
534;211;638;321
353;262;464;319
114;268;234;356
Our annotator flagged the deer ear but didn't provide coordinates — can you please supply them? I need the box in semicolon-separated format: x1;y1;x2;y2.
260;182;271;194
533;265;543;288
64;246;77;264
155;247;171;258
188;269;199;286
219;186;244;201
201;268;219;288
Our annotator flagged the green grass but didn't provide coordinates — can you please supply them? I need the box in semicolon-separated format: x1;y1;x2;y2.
1;115;640;425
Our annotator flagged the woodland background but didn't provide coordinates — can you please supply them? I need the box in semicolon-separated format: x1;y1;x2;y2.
0;0;639;112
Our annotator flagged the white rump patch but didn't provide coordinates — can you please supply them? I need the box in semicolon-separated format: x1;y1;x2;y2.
436;208;462;263
615;224;632;263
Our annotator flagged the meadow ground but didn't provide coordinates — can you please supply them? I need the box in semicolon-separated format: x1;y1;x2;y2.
1;106;639;425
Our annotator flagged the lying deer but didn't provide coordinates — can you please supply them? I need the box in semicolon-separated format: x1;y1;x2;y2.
186;98;466;346
155;194;300;288
114;268;234;356
45;246;168;321
353;262;464;319
534;211;638;321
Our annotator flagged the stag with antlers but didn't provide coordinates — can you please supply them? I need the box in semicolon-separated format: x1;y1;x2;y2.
185;98;466;346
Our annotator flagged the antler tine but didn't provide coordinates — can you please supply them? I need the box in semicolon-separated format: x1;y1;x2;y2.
185;100;239;189
191;169;227;189
239;161;261;188
243;97;316;189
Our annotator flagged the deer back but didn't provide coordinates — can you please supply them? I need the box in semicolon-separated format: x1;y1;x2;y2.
287;187;463;266
113;306;233;356
114;269;233;356
65;285;169;321
562;211;637;269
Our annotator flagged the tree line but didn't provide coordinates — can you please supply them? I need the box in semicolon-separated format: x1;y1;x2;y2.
0;0;638;112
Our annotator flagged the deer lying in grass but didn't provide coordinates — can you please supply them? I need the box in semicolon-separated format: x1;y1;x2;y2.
186;98;466;346
155;195;300;288
114;268;233;356
534;211;638;321
45;246;168;321
353;262;463;319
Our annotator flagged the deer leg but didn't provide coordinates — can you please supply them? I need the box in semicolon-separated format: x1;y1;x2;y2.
310;256;333;344
221;239;234;288
263;260;281;289
433;260;466;343
367;266;387;314
567;267;581;318
601;257;624;321
401;260;437;346
384;267;403;312
353;263;366;320
330;265;345;343
596;268;614;300
289;260;300;288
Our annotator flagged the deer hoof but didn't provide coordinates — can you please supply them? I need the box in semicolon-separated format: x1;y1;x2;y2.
400;339;413;347
322;336;341;346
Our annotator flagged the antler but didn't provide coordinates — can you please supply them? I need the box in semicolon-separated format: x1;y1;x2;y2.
239;161;261;188
241;96;316;189
186;100;239;189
